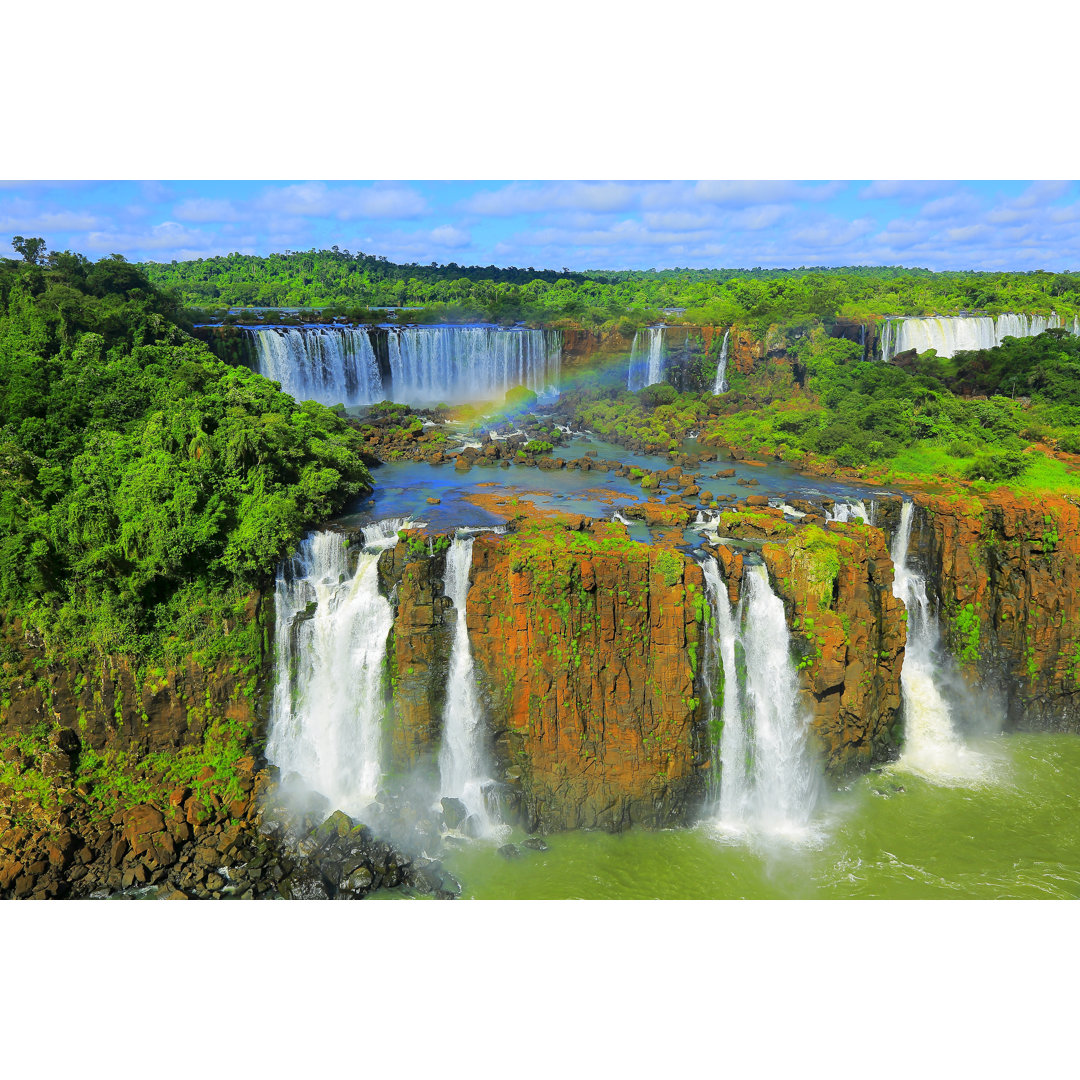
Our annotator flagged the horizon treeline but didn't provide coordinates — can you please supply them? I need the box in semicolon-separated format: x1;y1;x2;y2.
140;248;1080;332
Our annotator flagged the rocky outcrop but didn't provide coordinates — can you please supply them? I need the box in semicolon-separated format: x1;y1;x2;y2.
705;507;906;773
378;538;454;774
466;520;706;832
911;490;1080;730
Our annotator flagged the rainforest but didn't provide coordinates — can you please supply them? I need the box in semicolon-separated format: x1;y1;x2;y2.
3;237;1080;900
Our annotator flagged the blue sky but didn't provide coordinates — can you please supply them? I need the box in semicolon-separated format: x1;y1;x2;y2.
1;180;1078;272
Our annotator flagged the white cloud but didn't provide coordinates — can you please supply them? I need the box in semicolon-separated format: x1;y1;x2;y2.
255;181;428;220
1012;180;1070;208
428;224;471;247
461;181;638;217
173;198;245;223
860;180;957;202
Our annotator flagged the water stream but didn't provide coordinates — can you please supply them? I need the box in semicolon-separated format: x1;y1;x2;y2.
712;329;730;394
700;557;821;837
889;501;987;781
266;522;406;816
437;534;502;837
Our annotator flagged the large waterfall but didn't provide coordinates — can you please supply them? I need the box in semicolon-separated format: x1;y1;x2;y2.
386;326;560;404
627;326;666;391
712;329;730;394
250;327;383;406
889;502;984;780
880;313;1066;360
437;534;501;836
266;521;406;816
244;325;561;407
701;558;821;834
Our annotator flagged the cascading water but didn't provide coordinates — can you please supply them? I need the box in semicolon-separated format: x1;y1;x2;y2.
386;326;560;404
712;329;730;394
245;325;561;406
437;534;501;837
267;523;406;816
880;313;1068;361
700;558;821;834
889;502;984;780
826;498;872;524
250;327;383;406
627;326;666;391
700;558;746;814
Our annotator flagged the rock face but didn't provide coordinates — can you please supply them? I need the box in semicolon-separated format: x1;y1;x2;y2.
765;524;906;773
378;538;454;773
0;597;264;758
911;490;1080;730
708;509;907;774
466;520;707;832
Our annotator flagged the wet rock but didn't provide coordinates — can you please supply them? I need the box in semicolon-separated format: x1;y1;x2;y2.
522;836;548;852
497;843;520;860
440;797;467;830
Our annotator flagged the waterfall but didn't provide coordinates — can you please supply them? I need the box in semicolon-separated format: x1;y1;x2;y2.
826;499;872;524
889;502;983;780
246;325;561;406
701;558;821;833
700;558;746;814
627;326;666;391
881;313;1064;360
248;327;384;406
386;326;560;404
712;329;730;394
266;525;402;816
438;534;501;836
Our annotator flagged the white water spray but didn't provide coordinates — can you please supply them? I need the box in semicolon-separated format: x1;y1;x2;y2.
701;559;821;835
880;313;1066;361
386;326;560;404
890;502;984;780
627;326;666;390
438;535;501;836
267;526;402;815
712;329;730;394
251;327;383;407
246;325;561;406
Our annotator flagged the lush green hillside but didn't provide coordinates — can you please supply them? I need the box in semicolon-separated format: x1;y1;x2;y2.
0;240;374;663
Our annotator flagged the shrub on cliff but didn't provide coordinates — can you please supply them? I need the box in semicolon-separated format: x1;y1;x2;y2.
0;240;374;661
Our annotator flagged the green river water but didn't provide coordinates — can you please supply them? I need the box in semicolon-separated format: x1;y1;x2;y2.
440;734;1080;899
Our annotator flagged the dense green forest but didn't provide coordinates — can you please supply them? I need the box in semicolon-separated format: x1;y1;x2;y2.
142;249;1080;332
0;239;373;663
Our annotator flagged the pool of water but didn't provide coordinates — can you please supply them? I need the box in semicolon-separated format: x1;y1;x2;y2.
337;432;890;535
439;734;1080;899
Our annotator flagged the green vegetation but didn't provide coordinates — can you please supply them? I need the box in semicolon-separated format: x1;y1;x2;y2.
144;252;1080;334
0;239;374;664
561;325;1080;494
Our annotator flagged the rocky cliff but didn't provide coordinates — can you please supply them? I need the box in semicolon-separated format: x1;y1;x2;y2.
466;520;706;832
910;489;1080;731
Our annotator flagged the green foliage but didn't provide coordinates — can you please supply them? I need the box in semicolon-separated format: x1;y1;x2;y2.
953;603;982;663
0;241;374;662
653;548;683;587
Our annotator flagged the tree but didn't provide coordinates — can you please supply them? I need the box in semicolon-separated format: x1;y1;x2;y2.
11;236;47;264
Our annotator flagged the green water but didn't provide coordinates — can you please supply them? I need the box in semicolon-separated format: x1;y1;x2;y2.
442;734;1080;899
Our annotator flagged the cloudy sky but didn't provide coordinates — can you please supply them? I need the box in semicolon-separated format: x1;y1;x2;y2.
1;179;1077;272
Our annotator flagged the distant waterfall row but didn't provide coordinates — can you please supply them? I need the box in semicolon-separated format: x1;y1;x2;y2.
245;325;562;407
880;313;1079;360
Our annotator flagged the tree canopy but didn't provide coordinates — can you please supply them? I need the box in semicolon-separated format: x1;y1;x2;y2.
0;239;374;661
